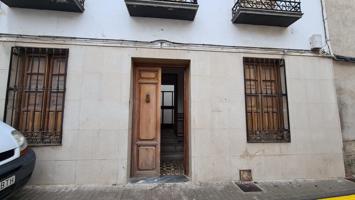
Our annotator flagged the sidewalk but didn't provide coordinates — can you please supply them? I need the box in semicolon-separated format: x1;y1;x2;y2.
8;179;355;200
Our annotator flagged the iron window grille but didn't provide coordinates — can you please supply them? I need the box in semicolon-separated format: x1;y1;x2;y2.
243;57;290;143
233;0;302;13
4;47;69;146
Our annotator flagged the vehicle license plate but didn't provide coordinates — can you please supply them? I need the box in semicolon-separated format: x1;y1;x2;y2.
0;176;15;191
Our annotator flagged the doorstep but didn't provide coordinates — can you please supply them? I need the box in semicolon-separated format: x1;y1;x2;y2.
129;175;190;184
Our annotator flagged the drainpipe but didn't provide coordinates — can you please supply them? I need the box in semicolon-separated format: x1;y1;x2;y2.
320;0;334;56
320;0;355;63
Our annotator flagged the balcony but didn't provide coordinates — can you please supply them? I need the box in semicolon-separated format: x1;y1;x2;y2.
0;0;85;13
125;0;198;21
232;0;303;27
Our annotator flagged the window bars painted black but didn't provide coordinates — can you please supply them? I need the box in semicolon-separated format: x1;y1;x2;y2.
4;47;69;146
233;0;301;13
244;58;290;143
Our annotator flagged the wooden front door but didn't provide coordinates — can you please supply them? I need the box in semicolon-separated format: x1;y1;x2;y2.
132;67;161;177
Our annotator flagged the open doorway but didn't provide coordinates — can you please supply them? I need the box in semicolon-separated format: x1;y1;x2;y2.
160;69;185;176
131;60;189;180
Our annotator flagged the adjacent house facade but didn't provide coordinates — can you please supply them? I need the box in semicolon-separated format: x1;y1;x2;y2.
0;0;345;185
325;0;355;178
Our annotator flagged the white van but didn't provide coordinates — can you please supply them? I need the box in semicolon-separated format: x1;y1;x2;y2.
0;121;36;199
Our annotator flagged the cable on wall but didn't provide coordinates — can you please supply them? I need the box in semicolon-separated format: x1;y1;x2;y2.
320;0;355;63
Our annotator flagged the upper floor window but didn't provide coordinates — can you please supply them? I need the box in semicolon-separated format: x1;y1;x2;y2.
4;47;69;146
244;57;290;143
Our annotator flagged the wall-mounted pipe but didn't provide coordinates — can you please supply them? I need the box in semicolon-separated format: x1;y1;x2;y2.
320;0;333;56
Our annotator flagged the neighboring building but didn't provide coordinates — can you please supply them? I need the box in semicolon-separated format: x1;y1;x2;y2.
325;0;355;177
0;0;345;185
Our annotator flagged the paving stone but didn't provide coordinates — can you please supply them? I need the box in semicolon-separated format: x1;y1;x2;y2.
7;179;355;200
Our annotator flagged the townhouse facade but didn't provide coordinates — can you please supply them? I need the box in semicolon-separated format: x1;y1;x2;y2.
0;0;346;185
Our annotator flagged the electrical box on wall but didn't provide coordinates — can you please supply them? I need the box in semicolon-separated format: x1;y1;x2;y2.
310;34;323;52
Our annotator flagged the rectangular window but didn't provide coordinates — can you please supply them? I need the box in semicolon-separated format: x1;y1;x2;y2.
4;47;69;146
244;57;290;143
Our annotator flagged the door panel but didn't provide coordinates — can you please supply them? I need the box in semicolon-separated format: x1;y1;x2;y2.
138;146;156;170
132;67;161;177
138;84;158;140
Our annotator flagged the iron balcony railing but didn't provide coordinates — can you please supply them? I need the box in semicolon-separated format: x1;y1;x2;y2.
0;0;85;12
151;0;197;4
233;0;302;13
77;0;85;7
125;0;199;20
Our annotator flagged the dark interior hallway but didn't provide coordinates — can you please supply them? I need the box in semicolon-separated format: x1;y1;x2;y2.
160;68;185;176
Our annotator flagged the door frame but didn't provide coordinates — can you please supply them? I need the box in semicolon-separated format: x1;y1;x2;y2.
130;58;190;177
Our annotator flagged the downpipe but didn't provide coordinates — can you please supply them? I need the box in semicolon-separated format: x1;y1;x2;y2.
320;0;355;63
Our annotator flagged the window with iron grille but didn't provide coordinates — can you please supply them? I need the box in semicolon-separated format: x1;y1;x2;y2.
4;47;69;146
244;57;290;143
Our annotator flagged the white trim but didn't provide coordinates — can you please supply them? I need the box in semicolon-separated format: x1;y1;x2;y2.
0;34;332;58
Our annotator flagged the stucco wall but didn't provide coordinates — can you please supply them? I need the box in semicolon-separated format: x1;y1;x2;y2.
334;62;355;141
325;0;355;176
333;61;355;176
0;0;325;50
325;0;355;56
0;39;345;185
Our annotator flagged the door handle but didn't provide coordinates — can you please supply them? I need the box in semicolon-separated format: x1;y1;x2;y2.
145;94;150;103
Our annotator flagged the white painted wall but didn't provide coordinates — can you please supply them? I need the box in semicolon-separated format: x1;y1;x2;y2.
0;0;325;50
